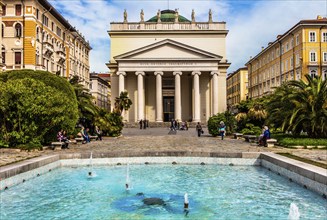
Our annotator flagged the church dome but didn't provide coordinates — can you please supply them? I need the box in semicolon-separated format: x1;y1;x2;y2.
147;10;190;22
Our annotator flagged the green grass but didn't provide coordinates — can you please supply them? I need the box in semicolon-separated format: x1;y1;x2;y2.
277;153;327;169
272;133;327;148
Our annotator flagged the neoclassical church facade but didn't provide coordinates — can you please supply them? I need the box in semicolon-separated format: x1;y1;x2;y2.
107;9;230;123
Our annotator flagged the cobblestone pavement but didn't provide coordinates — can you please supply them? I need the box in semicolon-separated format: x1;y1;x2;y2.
1;128;326;167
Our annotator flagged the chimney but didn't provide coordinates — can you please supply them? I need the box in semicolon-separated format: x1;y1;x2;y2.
261;46;264;51
277;35;282;39
317;15;322;19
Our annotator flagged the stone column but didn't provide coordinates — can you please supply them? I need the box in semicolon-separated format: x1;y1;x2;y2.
192;71;201;122
154;71;163;122
211;71;219;115
116;71;126;94
135;71;145;121
173;71;182;121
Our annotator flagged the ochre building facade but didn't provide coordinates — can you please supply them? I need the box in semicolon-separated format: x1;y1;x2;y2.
246;16;327;99
107;9;230;123
226;67;248;109
1;0;91;86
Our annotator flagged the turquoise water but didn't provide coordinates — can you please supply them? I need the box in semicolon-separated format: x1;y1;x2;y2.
1;164;326;220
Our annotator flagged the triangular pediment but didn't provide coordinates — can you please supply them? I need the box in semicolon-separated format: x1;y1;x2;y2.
114;39;222;60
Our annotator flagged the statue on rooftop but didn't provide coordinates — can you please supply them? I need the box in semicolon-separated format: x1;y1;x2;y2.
174;9;179;22
209;9;213;22
124;9;127;23
157;9;161;22
191;9;195;22
140;9;144;22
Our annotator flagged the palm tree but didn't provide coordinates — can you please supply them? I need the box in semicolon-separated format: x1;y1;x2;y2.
114;91;132;116
266;84;295;132
69;76;99;123
267;75;327;138
287;75;327;137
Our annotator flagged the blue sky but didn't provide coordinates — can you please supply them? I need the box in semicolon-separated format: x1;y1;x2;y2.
49;0;327;73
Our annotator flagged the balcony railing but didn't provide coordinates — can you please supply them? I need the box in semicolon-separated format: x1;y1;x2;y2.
110;22;226;31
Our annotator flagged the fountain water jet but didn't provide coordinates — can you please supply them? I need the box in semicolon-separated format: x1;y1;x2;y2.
184;193;189;216
288;203;300;220
125;163;131;190
88;152;96;177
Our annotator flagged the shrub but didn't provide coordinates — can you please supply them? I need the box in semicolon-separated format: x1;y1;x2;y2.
241;123;262;135
0;70;78;149
95;112;124;137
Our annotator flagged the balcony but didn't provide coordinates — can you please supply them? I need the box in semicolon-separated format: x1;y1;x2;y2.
56;50;66;62
43;42;54;57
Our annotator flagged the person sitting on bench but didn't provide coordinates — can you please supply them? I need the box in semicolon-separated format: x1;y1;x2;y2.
57;129;69;149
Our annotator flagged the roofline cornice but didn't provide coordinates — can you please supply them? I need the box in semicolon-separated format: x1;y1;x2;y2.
245;19;327;65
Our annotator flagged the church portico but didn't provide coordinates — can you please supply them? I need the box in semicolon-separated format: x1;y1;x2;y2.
108;9;230;123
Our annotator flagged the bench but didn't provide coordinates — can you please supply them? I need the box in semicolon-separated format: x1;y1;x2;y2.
266;138;278;147
243;135;257;143
89;135;98;140
50;142;65;150
75;137;84;144
233;133;243;139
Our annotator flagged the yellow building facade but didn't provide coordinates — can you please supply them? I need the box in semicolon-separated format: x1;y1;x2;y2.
1;0;91;86
107;9;230;123
226;67;248;109
246;17;327;98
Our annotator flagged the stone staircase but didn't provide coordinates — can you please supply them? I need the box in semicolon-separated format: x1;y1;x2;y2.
123;122;206;128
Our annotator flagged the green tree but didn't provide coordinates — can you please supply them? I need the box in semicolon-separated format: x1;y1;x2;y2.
266;75;327;138
0;77;78;149
114;91;132;116
207;111;236;137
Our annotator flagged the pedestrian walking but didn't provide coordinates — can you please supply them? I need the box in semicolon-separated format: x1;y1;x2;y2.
219;121;226;140
139;119;143;129
196;122;202;137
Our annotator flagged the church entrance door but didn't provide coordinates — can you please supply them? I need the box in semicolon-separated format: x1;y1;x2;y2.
163;96;174;122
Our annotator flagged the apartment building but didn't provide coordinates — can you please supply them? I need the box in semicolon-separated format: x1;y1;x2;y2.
246;16;327;98
226;67;248;109
90;73;110;111
1;0;91;86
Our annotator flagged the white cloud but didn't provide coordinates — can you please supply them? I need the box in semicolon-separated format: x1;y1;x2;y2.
226;0;326;73
49;0;326;73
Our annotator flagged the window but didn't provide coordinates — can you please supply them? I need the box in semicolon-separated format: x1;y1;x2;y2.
309;32;316;42
51;22;54;31
2;46;5;64
36;9;39;20
323;33;327;42
15;52;21;65
323;70;327;81
296;54;299;65
2;5;6;16
286;43;289;51
290;57;293;68
1;24;4;37
63;32;66;41
323;52;327;62
310;70;317;78
15;4;22;16
36;27;39;40
42;15;48;26
310;52;316;62
15;23;22;38
296;70;301;80
296;35;299;45
56;27;61;37
285;60;288;71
